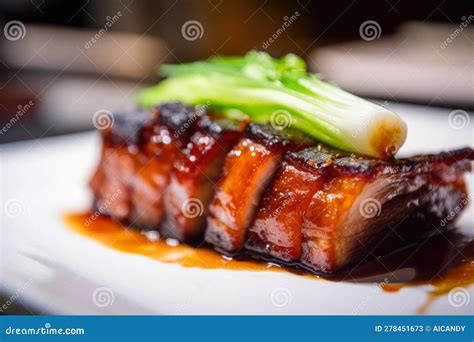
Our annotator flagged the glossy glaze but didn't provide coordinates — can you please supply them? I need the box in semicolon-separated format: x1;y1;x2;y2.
205;138;284;252
246;161;323;261
164;129;240;241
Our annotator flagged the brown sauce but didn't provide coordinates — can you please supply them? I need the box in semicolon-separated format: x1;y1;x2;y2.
65;212;473;313
65;212;293;274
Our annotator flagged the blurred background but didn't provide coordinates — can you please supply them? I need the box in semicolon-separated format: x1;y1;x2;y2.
0;0;472;315
0;0;473;143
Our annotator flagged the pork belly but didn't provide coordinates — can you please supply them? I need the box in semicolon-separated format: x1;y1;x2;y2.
245;154;325;262
205;124;306;253
163;117;241;241
90;103;200;229
129;103;199;229
89;111;150;222
259;147;472;273
90;101;472;275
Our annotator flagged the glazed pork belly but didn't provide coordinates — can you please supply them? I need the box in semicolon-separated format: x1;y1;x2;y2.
204;124;307;253
163;116;241;241
245;152;325;262
90;102;472;274
130;103;197;230
89;110;151;223
246;146;472;273
90;103;241;240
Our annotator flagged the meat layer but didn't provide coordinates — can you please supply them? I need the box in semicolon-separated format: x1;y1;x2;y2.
163;118;241;240
247;146;472;273
90;103;241;238
90;110;150;222
204;124;307;253
245;158;324;261
90;103;473;274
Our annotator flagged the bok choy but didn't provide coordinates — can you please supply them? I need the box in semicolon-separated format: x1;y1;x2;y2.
137;51;407;159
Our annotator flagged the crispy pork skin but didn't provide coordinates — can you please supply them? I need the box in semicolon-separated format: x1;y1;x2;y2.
205;124;305;253
163;119;241;241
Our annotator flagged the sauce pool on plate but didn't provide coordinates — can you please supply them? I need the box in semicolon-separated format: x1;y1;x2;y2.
65;212;473;313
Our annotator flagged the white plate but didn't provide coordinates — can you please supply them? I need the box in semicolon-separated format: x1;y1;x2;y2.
1;102;472;315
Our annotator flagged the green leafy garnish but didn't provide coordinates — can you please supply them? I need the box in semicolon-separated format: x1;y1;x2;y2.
137;51;407;159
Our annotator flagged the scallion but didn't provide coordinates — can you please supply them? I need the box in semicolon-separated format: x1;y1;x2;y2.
137;51;407;159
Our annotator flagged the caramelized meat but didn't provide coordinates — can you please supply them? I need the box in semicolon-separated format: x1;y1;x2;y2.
90;146;136;221
129;104;200;229
247;147;472;273
163;119;241;240
90;103;242;238
129;125;179;229
89;111;150;222
205;124;306;252
245;158;324;261
90;104;199;229
90;102;473;274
